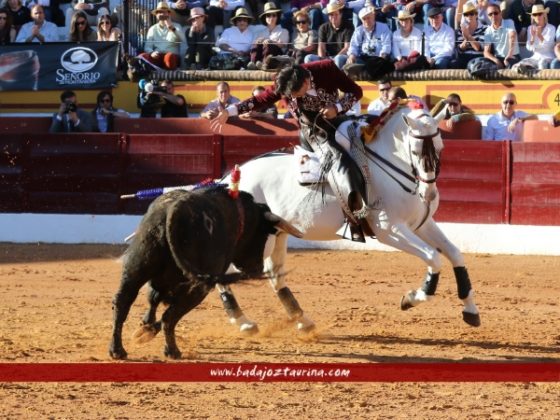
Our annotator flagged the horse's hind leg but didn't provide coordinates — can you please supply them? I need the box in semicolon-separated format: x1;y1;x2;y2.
265;233;315;332
216;282;259;335
415;219;480;326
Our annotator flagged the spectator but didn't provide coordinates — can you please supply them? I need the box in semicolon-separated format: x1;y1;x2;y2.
388;85;428;108
213;7;254;69
550;22;560;69
507;0;537;43
0;8;16;44
430;93;477;129
452;1;487;69
25;0;66;27
200;81;240;119
344;6;394;79
304;0;354;69
367;77;392;116
64;0;109;28
392;10;430;71
5;0;31;30
138;2;185;71
482;3;520;69
207;0;246;29
168;0;208;26
92;90;130;133
282;0;323;33
240;85;279;119
96;9;121;41
15;5;57;42
424;7;455;69
247;1;289;70
483;92;537;141
511;4;555;72
68;10;96;41
289;10;318;64
184;7;215;69
456;0;490;27
139;79;189;118
49;90;97;133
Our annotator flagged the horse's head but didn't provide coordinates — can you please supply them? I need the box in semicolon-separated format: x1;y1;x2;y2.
402;109;443;203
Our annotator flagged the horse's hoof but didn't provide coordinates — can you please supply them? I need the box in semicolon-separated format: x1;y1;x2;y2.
462;311;481;327
296;315;316;333
239;323;259;336
400;292;415;311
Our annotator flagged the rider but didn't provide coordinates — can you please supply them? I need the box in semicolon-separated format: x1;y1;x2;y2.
210;60;370;242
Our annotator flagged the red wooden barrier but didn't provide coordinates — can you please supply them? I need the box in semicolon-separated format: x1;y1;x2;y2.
0;117;52;134
522;120;560;143
26;134;123;214
0;134;26;211
436;140;509;223
122;134;220;214
510;142;560;225
438;119;482;140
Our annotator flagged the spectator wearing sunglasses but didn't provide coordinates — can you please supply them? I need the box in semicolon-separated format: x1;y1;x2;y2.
68;10;96;41
289;10;318;64
92;90;129;133
366;77;392;116
96;10;121;41
452;1;487;68
483;92;537;141
482;2;520;69
430;93;476;129
15;5;58;42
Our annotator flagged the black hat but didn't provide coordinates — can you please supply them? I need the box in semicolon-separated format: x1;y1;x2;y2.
427;7;442;17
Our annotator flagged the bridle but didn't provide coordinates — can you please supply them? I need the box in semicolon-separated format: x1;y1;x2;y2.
407;128;441;185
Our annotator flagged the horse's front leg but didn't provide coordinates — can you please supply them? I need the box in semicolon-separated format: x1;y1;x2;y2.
265;233;315;332
375;221;444;310
415;220;481;326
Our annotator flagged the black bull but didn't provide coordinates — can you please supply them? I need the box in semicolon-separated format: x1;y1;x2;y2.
109;187;302;359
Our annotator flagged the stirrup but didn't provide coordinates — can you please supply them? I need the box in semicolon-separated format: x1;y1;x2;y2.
336;221;366;243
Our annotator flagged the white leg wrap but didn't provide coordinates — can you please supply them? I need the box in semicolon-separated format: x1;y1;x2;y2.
462;289;479;314
230;314;258;334
296;314;316;332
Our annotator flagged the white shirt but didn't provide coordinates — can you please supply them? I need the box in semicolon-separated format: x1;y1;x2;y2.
425;22;455;60
367;97;391;116
15;20;59;42
217;26;254;53
526;24;556;60
483;110;529;141
392;27;426;61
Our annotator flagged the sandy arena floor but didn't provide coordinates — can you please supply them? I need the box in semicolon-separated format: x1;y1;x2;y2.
0;243;559;419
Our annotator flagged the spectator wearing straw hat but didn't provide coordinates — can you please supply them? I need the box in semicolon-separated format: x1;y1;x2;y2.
511;4;555;72
185;7;215;69
451;1;487;68
246;2;289;69
507;0;538;43
424;7;455;68
138;2;185;70
391;9;430;71
215;7;254;63
304;0;354;68
207;0;246;28
344;6;394;79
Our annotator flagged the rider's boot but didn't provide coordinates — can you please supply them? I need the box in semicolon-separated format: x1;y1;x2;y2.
348;191;366;243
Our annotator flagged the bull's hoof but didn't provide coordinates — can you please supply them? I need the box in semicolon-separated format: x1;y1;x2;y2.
109;346;128;360
133;323;161;343
239;323;259;336
296;315;316;333
400;291;415;311
164;346;182;360
462;311;481;327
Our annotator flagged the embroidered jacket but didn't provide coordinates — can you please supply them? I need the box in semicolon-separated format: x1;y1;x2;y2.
234;60;362;122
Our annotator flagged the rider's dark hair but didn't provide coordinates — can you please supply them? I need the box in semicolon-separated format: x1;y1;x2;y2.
275;65;310;97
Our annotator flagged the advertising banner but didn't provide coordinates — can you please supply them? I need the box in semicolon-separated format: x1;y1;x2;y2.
0;42;119;91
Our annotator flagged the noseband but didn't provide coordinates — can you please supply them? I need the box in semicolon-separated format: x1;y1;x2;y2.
408;129;441;184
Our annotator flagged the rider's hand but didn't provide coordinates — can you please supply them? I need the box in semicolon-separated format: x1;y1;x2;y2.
210;109;229;132
321;105;338;120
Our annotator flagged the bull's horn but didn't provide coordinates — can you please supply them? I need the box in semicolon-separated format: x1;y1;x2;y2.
265;213;304;238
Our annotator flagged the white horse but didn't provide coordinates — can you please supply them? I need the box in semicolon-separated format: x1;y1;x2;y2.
217;105;481;333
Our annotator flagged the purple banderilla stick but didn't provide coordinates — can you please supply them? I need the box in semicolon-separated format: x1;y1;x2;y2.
120;181;228;201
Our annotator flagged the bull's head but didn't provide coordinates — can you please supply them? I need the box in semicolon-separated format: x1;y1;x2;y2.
233;198;303;277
